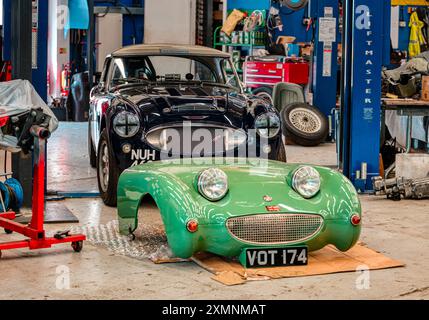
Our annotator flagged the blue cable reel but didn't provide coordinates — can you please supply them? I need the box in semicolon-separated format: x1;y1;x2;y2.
0;178;24;212
279;0;309;11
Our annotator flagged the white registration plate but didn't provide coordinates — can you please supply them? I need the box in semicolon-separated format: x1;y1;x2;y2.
244;247;308;268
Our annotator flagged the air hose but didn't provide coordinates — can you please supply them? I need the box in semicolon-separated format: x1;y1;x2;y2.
0;178;24;212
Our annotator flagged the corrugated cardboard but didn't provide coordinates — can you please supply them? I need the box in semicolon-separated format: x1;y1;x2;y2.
192;244;404;286
422;76;429;101
151;257;190;264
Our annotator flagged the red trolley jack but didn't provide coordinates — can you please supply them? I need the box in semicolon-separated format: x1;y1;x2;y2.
0;123;86;258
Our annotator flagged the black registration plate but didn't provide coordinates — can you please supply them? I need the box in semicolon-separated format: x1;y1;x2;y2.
244;247;308;268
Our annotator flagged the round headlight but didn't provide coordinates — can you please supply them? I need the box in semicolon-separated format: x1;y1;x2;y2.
197;168;229;201
113;111;140;138
255;113;281;139
292;166;321;199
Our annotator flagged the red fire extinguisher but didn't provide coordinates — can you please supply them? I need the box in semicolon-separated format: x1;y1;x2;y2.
0;61;12;82
61;63;71;97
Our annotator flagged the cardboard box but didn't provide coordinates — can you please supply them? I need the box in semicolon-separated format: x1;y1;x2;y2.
422;76;429;101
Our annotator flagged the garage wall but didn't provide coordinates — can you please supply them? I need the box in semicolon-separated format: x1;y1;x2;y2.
96;13;123;72
144;0;196;45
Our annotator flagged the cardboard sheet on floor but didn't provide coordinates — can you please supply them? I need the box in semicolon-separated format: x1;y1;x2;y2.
151;257;190;264
191;244;405;286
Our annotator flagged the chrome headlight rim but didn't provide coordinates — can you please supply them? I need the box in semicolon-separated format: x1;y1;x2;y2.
197;168;229;201
291;166;321;199
113;111;140;138
255;112;281;139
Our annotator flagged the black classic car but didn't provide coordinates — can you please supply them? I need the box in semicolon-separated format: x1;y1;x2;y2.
88;44;286;206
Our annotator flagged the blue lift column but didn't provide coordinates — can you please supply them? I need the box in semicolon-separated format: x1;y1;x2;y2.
311;0;339;128
2;0;48;101
31;0;48;102
340;0;390;191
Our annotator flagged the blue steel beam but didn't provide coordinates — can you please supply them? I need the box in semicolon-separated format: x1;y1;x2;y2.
32;0;48;102
311;0;339;121
2;0;11;61
3;0;48;102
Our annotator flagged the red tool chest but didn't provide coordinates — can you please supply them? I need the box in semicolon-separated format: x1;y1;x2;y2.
243;56;309;89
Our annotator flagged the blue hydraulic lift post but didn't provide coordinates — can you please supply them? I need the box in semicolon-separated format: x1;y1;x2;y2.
88;0;95;88
340;0;390;191
2;0;11;62
31;0;48;102
311;0;339;126
3;0;48;102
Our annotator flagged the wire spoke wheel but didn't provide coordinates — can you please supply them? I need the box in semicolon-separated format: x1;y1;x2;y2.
281;103;329;147
289;108;323;134
256;92;273;104
253;87;274;104
97;129;120;207
98;141;110;193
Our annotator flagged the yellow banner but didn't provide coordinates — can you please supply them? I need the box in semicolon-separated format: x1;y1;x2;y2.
392;0;429;5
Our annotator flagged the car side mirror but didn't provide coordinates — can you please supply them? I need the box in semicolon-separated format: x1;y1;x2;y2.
90;82;104;99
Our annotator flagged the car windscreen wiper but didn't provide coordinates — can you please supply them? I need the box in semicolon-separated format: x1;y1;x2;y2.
112;78;153;91
156;79;237;91
200;82;238;92
154;79;203;86
114;77;151;84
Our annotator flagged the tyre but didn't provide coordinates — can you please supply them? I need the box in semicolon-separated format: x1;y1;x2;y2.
276;142;287;163
97;129;120;207
281;103;329;147
253;86;273;104
88;122;97;168
4;229;13;234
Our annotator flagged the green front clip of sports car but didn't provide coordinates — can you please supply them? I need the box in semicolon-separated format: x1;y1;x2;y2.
117;159;362;266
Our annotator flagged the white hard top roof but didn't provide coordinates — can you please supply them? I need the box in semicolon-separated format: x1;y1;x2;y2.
112;44;231;58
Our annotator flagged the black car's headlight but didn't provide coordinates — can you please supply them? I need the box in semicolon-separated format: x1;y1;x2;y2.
113;111;140;138
291;166;321;199
145;127;171;151
255;112;281;139
197;168;229;201
224;129;247;151
145;125;248;153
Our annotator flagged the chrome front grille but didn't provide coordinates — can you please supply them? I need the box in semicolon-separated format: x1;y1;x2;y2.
226;214;324;245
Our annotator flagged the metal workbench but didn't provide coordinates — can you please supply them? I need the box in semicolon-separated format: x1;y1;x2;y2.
382;98;429;153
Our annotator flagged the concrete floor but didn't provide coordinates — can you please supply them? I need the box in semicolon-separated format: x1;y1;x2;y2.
0;122;428;300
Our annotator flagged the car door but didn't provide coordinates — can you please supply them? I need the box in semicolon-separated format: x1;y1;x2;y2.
90;57;112;151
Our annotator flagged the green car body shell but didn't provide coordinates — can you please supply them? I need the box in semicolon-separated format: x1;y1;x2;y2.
117;159;362;259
